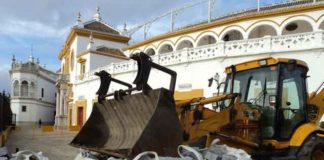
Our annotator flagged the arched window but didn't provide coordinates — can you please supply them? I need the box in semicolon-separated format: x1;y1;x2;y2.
21;81;28;97
13;80;19;96
70;50;74;71
282;20;313;35
248;25;277;39
30;82;35;97
158;44;174;54
145;48;156;56
319;20;324;30
176;40;193;50
197;35;216;46
222;30;243;41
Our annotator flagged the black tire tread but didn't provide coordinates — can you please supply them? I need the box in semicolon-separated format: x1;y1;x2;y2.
297;134;324;160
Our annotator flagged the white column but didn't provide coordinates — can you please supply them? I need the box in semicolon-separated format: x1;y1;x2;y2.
63;90;67;115
55;88;60;116
18;83;21;96
59;89;64;115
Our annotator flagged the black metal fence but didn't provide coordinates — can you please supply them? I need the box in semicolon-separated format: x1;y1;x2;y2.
0;91;15;132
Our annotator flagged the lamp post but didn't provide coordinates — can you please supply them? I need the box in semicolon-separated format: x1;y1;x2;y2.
257;0;260;12
208;73;220;88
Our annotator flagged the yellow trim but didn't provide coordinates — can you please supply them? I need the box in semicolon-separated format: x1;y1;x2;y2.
225;57;308;73
123;4;324;51
41;125;54;132
279;14;317;26
218;25;246;38
70;49;74;72
194;30;218;42
77;58;86;63
316;13;324;23
68;108;72;127
143;45;157;53
290;123;324;147
77;50;129;60
174;89;204;101
174;35;195;46
75;99;87;125
156;40;175;51
58;28;130;60
245;20;280;32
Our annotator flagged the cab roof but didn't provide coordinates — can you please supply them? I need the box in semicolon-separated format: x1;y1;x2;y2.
225;57;308;74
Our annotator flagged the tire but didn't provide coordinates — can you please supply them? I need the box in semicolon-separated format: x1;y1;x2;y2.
297;134;324;160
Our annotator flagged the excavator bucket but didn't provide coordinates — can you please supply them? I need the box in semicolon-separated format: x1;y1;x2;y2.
70;53;182;158
70;88;182;158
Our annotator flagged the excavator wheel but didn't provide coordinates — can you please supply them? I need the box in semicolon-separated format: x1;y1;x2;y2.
297;134;324;160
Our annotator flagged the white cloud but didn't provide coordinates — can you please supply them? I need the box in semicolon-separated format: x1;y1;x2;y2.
0;17;70;38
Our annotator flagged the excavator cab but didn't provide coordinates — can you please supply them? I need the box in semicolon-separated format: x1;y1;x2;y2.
222;59;308;142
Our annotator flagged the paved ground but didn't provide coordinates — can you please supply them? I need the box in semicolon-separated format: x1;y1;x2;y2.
6;123;79;160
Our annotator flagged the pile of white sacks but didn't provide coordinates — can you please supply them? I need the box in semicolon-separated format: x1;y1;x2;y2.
75;139;252;160
0;147;49;160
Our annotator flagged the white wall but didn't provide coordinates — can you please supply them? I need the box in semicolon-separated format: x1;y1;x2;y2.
10;64;57;123
73;49;324;121
11;98;55;123
36;77;56;103
89;54;125;71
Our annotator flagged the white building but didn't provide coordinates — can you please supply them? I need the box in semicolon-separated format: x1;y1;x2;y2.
10;55;57;123
58;1;324;128
55;7;130;129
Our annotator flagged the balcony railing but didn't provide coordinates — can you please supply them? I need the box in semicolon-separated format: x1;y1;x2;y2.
77;31;324;83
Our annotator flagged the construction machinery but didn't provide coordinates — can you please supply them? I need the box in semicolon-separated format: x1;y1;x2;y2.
71;52;324;159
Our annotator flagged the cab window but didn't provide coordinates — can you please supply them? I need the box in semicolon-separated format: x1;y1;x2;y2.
279;66;306;139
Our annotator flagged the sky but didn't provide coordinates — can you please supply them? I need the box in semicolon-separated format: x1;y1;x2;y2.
0;0;285;93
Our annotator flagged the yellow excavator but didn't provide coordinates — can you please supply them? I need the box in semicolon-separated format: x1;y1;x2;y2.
71;52;324;159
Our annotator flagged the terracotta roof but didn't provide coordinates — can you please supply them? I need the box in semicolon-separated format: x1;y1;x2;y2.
83;20;120;35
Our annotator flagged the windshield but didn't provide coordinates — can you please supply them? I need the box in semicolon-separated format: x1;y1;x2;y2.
224;66;279;107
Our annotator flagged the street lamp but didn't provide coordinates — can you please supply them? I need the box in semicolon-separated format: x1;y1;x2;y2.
208;73;219;87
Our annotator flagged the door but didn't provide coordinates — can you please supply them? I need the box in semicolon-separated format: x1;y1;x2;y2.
278;66;307;139
77;107;84;126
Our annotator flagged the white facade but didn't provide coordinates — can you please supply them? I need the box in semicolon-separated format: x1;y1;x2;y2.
60;1;324;126
74;35;324;123
10;56;57;123
55;8;130;128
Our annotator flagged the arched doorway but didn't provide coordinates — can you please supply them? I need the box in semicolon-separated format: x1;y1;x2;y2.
282;20;313;35
248;25;277;39
197;35;216;46
222;30;243;41
176;40;194;50
158;44;174;54
145;48;156;56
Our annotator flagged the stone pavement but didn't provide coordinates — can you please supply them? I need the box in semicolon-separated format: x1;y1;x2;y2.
5;123;79;160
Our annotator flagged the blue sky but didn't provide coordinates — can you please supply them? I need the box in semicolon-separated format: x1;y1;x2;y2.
0;0;285;93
